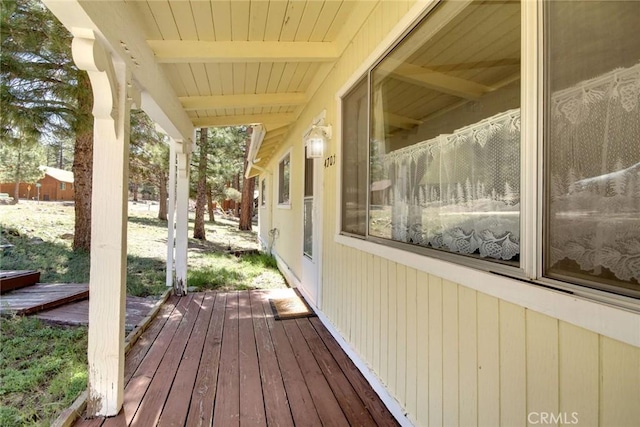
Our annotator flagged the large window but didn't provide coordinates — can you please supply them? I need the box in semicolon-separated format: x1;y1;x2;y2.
278;153;290;205
544;1;640;295
343;0;522;264
340;0;640;298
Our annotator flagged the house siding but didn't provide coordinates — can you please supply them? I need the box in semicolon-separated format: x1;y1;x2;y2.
0;174;74;201
260;1;640;426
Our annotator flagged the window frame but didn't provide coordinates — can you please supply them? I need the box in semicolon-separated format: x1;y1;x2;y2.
260;177;266;208
277;150;292;209
335;0;640;310
340;0;527;279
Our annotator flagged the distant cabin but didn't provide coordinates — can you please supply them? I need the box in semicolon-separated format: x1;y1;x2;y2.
0;166;74;201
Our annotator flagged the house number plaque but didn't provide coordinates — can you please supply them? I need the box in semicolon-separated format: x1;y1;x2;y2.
324;155;336;168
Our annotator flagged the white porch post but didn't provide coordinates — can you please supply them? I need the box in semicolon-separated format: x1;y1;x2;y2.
166;139;177;288
72;34;135;417
174;140;191;295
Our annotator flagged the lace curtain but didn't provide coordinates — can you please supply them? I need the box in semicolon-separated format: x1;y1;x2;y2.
547;63;640;284
378;109;521;261
377;62;640;280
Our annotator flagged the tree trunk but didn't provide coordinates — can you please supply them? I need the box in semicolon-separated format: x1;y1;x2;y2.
12;149;21;203
132;182;139;202
239;134;255;231
234;173;241;217
73;72;94;252
193;128;208;240
207;183;215;223
158;172;168;221
73;130;93;251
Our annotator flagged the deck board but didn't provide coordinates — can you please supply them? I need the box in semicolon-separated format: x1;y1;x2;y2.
310;316;399;426
35;296;158;331
157;293;213;426
75;289;398;426
212;292;241;426
262;294;323;427
297;318;378;426
250;291;294;427
102;295;192;426
0;270;40;294
185;293;226;426
0;283;88;315
130;293;201;426
238;291;267;425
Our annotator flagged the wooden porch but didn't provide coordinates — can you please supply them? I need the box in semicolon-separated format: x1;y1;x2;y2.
75;289;398;426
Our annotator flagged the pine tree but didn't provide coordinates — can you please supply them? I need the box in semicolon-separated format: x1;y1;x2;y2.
0;138;45;201
1;0;94;250
193;128;208;240
239;129;255;231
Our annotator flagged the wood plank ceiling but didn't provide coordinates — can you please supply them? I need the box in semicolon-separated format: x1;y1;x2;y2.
123;0;378;166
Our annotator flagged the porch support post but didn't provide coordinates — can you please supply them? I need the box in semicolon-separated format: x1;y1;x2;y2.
174;139;191;295
72;33;136;417
166;139;177;287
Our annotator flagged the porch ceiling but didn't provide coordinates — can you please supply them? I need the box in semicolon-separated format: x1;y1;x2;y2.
44;0;378;168
124;0;379;167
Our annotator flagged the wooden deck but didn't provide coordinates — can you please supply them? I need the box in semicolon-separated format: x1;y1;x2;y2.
0;270;40;293
0;283;88;315
75;289;398;426
35;296;158;331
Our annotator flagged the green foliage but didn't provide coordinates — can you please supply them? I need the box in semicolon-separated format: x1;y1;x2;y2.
241;252;279;270
129;110;170;193
126;255;167;297
0;317;88;426
190;126;248;202
187;250;280;291
0;0;89;143
0;138;45;187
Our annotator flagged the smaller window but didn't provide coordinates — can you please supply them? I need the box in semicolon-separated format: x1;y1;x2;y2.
278;153;291;205
261;178;266;206
60;182;66;191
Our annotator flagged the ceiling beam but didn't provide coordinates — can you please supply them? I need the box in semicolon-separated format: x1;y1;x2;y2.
147;41;339;63
385;59;493;100
192;113;294;128
385;112;423;130
180;93;307;111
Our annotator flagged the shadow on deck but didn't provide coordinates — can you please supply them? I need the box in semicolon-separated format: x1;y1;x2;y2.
75;289;398;426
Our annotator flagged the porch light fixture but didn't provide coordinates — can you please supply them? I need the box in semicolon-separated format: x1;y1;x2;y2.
305;124;332;159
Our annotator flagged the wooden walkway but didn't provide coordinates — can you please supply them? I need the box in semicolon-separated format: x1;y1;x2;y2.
75;289;398;426
35;296;158;331
0;283;88;315
0;270;40;293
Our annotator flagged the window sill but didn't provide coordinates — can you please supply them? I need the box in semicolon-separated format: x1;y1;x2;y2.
276;203;291;210
335;233;640;347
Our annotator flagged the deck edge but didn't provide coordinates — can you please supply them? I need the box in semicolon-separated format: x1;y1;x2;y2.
51;288;172;427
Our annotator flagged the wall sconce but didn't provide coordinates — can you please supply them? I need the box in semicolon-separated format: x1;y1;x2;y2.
305;124;331;159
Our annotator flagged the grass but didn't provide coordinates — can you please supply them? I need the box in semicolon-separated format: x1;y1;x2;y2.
0;200;286;425
187;251;282;291
0;201;286;296
0;317;87;427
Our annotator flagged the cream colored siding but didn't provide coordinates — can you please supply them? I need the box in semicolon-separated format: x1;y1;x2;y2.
261;1;640;426
319;251;640;426
601;337;640;427
559;322;598;427
499;301;526;426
